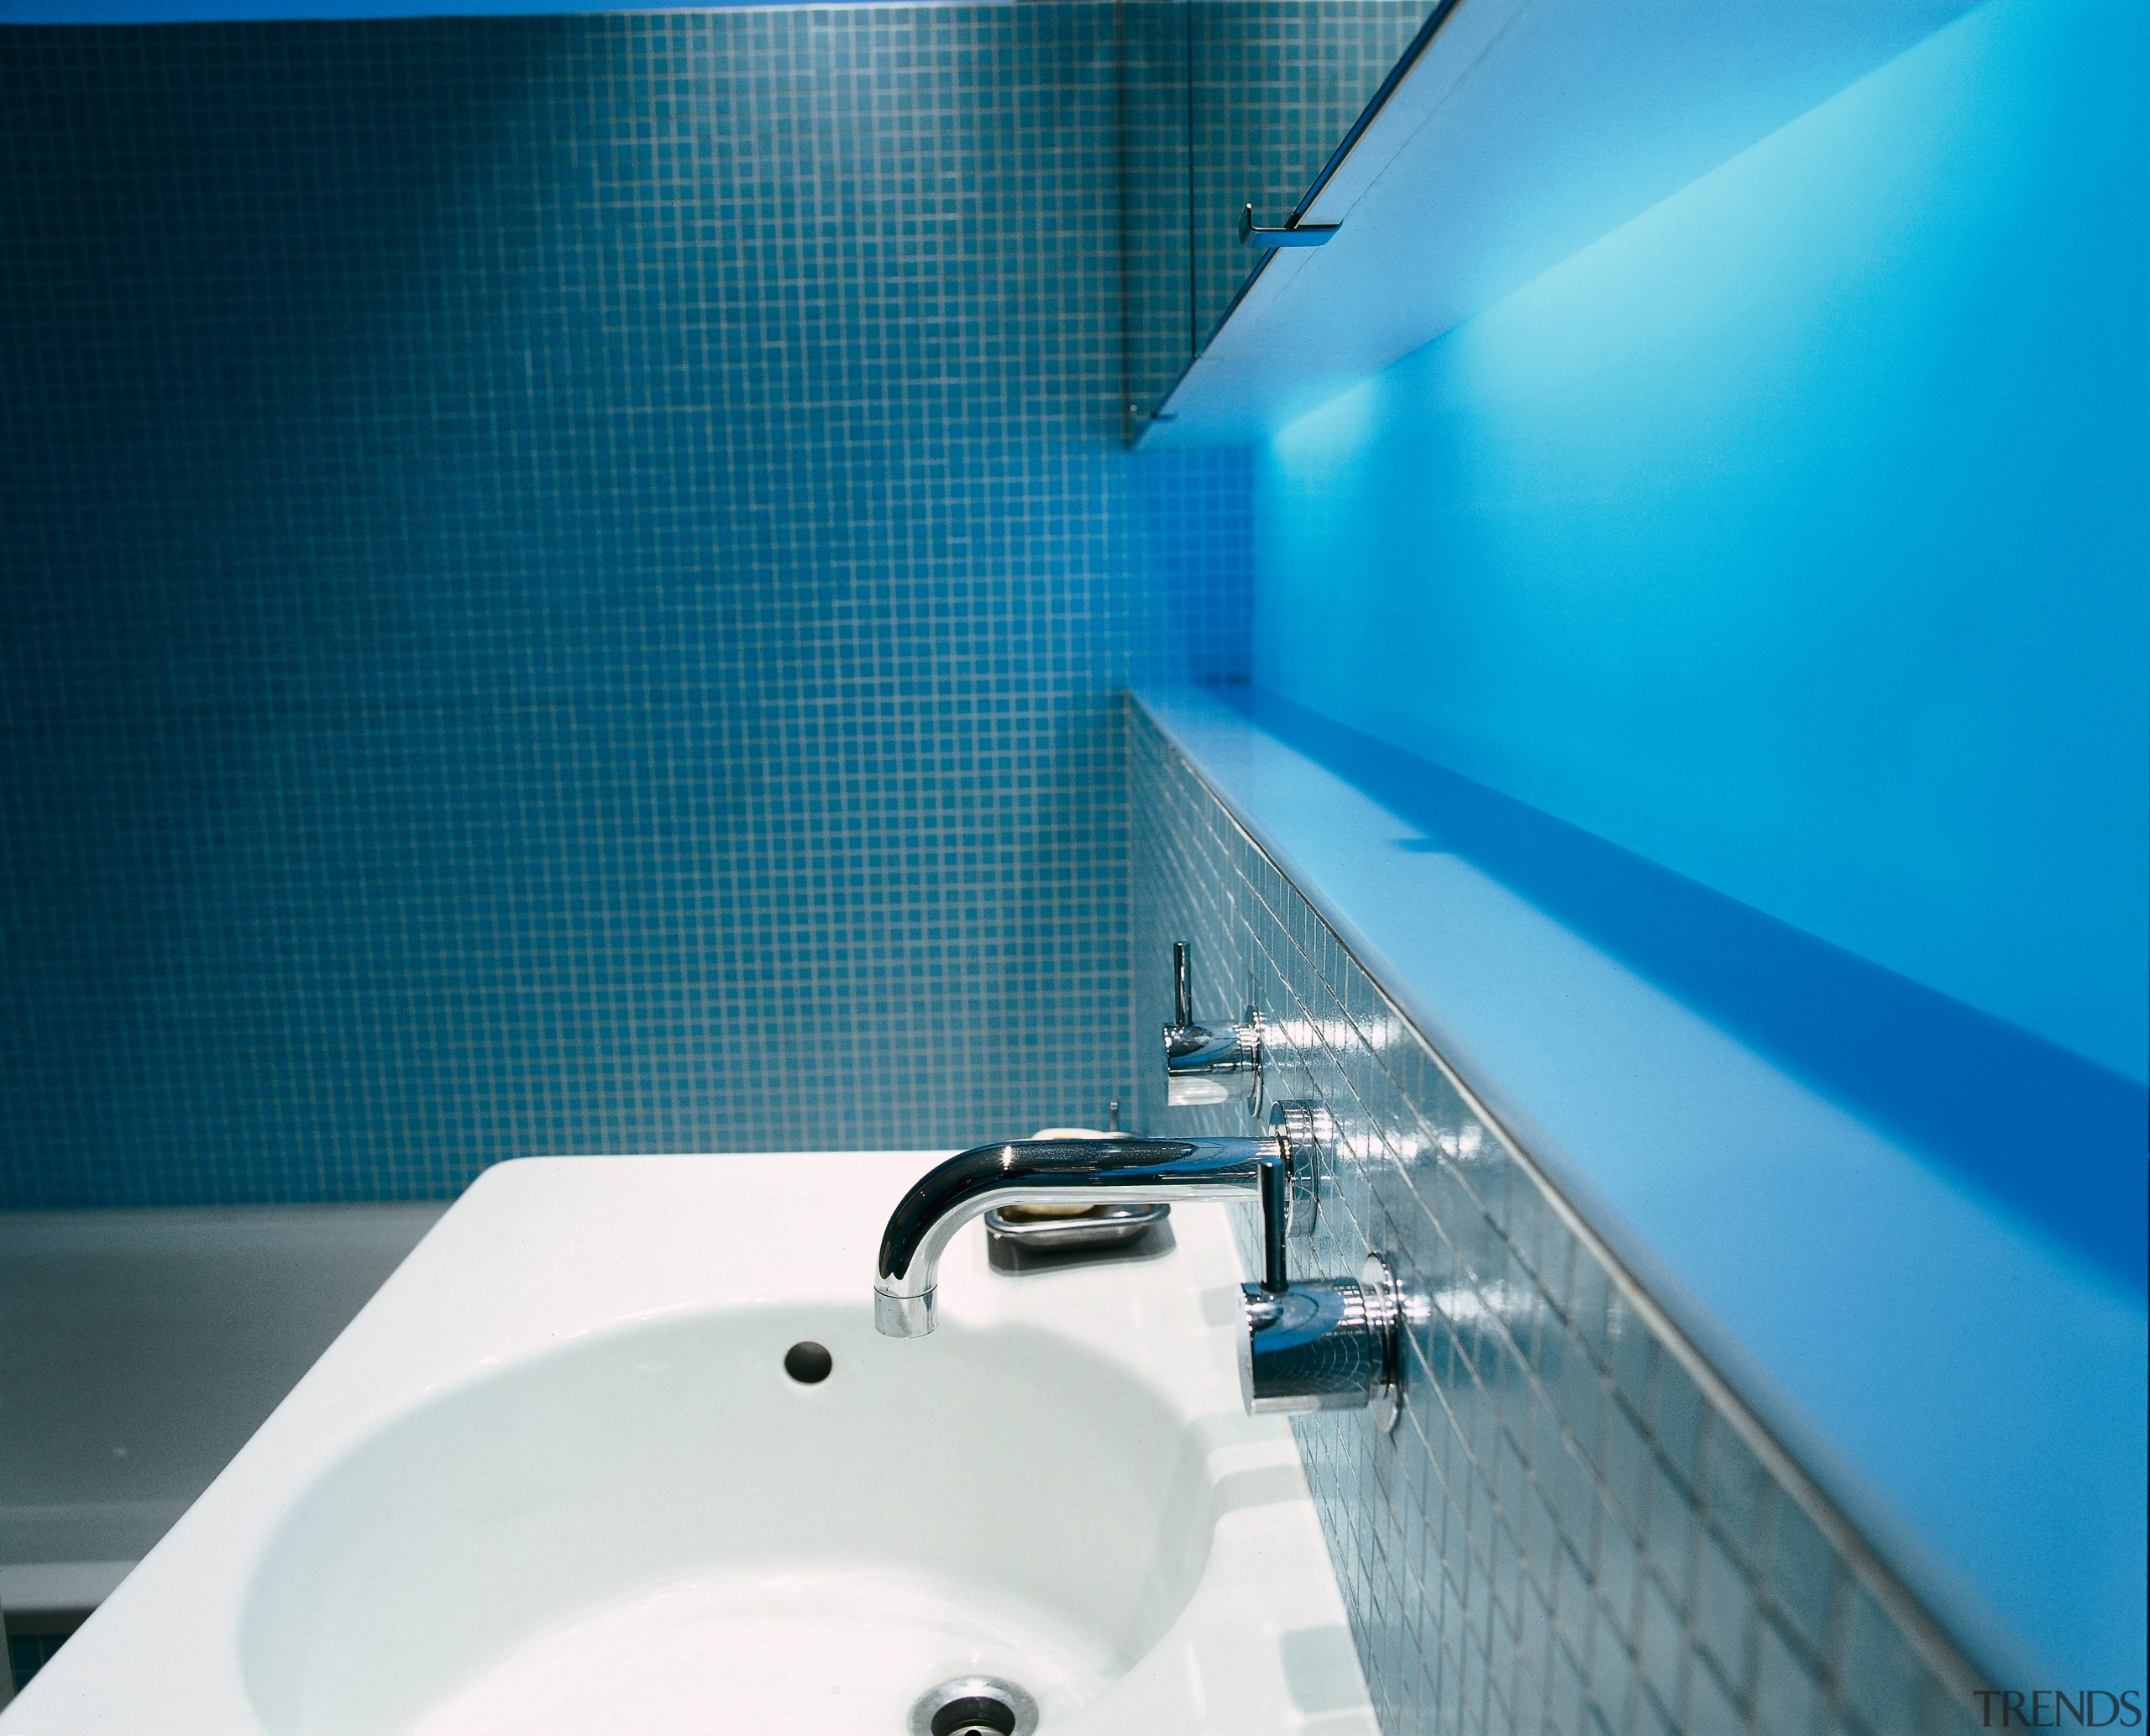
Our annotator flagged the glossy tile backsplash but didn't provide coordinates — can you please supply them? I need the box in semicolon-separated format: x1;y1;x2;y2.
0;8;1250;1208
1130;699;1990;1736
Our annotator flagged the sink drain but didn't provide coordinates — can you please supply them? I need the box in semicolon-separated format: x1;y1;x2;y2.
905;1676;1039;1736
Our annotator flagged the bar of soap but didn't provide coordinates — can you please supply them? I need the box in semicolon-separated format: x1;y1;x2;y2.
996;1202;1107;1222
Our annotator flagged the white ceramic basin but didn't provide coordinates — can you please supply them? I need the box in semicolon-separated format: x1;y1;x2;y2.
3;1154;1374;1734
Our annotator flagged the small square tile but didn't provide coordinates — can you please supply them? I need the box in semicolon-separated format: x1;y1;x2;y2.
1696;1527;1757;1694
1704;1415;1768;1566
1643;1458;1696;1603
1606;1293;1658;1418
1637;1566;1686;1716
1687;1653;1748;1736
1600;1395;1651;1528
1755;1615;1822;1736
1634;1681;1680;1736
1764;1491;1839;1655
1838;1583;1922;1736
1649;1356;1705;1490
1570;1251;1615;1363
1555;1541;1596;1660
1596;1499;1641;1644
1586;1601;1637;1729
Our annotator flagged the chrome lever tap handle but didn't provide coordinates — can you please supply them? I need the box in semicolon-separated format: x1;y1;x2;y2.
1239;1255;1402;1429
1258;1151;1290;1293
1162;941;1261;1101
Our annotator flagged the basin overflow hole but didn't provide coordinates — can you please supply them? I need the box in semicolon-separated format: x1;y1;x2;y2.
783;1340;833;1384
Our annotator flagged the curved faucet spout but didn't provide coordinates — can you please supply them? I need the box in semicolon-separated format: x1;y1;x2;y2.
874;1136;1279;1336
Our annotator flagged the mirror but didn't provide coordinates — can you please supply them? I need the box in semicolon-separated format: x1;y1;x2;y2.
1119;0;1440;438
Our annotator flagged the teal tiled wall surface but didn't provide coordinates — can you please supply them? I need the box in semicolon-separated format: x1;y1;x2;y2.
0;9;1251;1207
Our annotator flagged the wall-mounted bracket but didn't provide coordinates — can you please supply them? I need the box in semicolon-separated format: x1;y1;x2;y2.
1239;203;1340;249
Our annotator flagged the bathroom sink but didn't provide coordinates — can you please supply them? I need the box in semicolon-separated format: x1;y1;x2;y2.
2;1153;1375;1734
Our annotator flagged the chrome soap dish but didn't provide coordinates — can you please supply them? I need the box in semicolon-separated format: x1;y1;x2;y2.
983;1121;1168;1253
983;1199;1170;1251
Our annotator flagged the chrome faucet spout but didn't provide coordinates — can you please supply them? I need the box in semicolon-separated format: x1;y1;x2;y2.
874;1136;1277;1336
873;1106;1396;1426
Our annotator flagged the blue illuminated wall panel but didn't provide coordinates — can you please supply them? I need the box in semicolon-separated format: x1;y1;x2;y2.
1255;0;2148;1088
0;8;1252;1208
1132;702;2015;1736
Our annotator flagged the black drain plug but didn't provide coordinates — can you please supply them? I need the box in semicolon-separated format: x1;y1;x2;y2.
931;1697;1016;1736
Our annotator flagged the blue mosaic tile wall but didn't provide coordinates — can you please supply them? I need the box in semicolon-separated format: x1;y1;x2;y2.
0;8;1254;1209
1130;698;1996;1736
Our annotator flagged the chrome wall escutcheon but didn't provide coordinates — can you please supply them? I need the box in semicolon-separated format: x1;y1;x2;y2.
1361;1252;1403;1432
1266;1098;1325;1236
